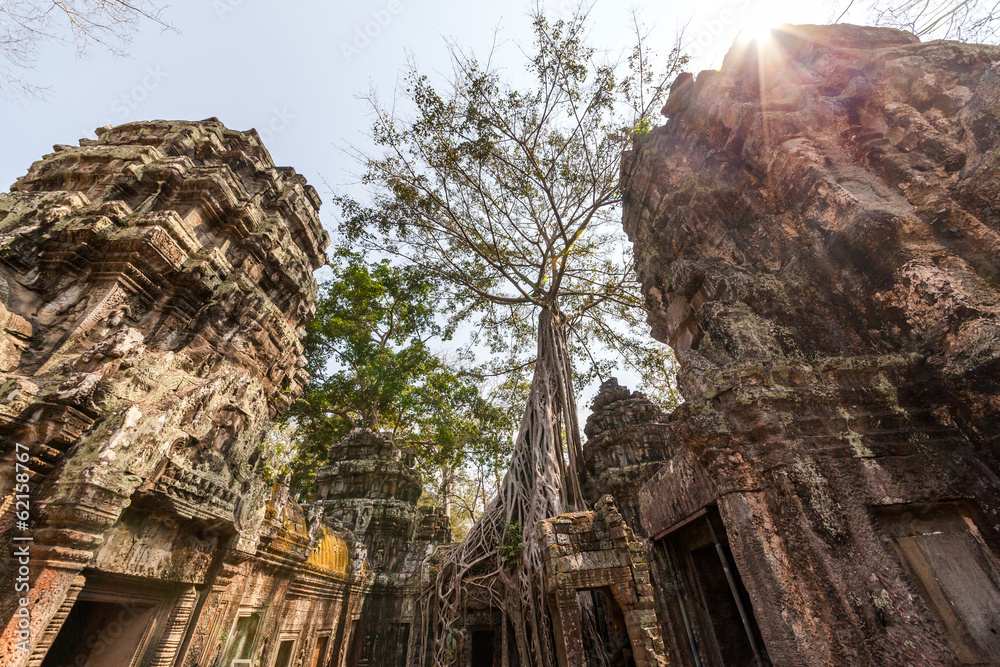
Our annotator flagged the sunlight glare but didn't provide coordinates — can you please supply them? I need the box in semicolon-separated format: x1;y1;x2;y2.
737;18;779;44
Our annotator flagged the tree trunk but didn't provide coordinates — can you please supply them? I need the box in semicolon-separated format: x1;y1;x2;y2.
441;463;453;519
414;307;585;667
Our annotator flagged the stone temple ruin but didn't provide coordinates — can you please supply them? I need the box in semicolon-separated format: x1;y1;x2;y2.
2;21;1000;667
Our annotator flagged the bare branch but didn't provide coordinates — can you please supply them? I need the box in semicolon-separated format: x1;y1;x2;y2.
0;0;175;97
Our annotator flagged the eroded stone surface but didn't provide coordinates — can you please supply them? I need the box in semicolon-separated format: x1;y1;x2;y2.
540;496;668;667
314;428;451;667
617;24;1000;667
583;378;675;532
0;120;359;667
624;24;1000;462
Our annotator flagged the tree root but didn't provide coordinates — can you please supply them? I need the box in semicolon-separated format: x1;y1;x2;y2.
413;308;584;667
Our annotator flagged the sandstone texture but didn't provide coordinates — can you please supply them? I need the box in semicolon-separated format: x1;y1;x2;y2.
616;23;1000;667
0;118;333;667
539;496;667;667
5;22;1000;667
314;428;450;666
0;120;444;667
627;23;1000;461
582;378;675;533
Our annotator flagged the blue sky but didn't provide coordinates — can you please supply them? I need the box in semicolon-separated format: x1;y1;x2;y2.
0;0;855;402
0;0;851;209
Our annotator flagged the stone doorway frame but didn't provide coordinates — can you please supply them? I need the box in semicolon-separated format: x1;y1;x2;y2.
540;498;668;667
650;506;767;667
29;570;190;667
550;581;644;667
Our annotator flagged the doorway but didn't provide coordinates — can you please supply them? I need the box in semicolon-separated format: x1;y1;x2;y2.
577;587;637;667
470;629;497;667
652;508;768;667
40;599;158;667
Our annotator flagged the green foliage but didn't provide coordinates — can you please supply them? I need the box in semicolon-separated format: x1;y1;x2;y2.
404;362;516;525
442;625;461;661
283;251;442;495
632;116;653;140
499;522;524;566
258;422;300;484
282;250;514;499
303;249;444;427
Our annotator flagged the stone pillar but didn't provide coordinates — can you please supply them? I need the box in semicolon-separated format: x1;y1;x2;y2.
315;429;430;667
551;587;586;667
178;553;250;667
148;587;198;667
25;575;84;667
315;429;422;568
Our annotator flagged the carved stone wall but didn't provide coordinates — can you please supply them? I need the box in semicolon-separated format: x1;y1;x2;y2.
182;485;354;667
539;496;667;667
0;119;354;667
617;24;1000;667
315;428;451;667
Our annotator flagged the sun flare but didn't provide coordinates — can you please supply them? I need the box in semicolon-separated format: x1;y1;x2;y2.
738;18;780;44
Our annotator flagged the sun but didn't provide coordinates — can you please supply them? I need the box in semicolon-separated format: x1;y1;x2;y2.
737;18;780;44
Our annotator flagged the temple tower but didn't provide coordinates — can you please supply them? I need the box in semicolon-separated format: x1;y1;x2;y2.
315;428;451;667
0;119;331;667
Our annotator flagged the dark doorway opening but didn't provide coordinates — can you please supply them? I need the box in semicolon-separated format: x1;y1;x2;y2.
578;587;637;667
40;599;157;667
312;635;330;667
652;508;769;667
689;543;759;665
274;639;295;667
471;629;497;667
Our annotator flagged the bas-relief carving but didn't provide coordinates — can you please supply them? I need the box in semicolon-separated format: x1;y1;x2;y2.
4;23;999;667
0;274;31;372
0;120;332;667
0;120;454;667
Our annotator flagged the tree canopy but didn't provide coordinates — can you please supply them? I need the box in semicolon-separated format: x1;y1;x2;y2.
298;251;443;435
404;365;515;536
281;252;513;517
337;11;683;410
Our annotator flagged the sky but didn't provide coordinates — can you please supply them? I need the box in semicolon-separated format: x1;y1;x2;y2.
0;0;859;401
0;0;858;201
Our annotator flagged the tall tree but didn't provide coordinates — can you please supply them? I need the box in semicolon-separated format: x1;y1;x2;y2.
337;7;685;665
